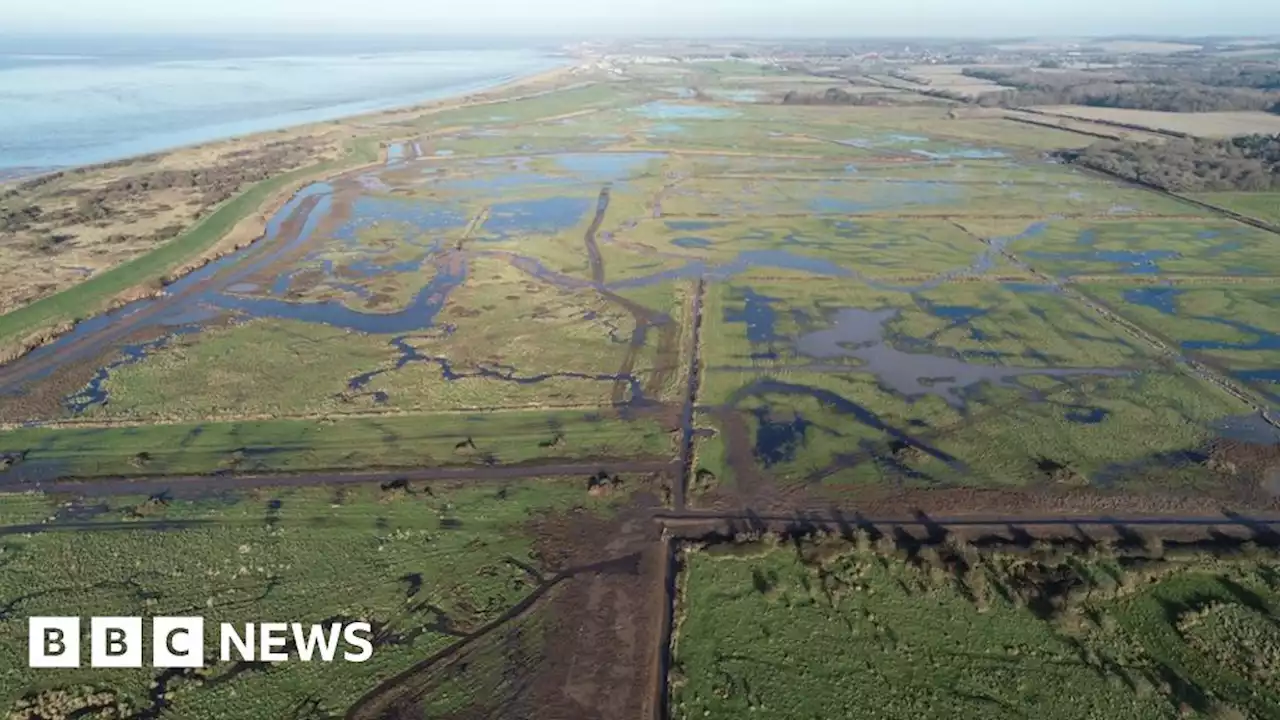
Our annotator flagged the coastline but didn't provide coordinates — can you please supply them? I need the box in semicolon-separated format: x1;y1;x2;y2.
0;58;576;185
0;58;586;365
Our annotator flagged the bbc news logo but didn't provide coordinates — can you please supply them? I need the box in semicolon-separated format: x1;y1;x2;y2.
29;617;374;668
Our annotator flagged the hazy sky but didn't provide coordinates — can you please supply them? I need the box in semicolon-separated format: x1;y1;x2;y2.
3;0;1276;37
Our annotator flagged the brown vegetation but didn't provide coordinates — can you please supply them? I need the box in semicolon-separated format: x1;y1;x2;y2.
0;134;347;315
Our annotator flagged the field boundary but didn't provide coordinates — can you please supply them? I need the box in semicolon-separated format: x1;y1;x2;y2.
0;402;649;432
1070;163;1280;236
1013;106;1192;139
1003;114;1126;141
5;459;680;497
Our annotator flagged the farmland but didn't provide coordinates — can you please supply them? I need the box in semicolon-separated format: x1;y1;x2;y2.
1028;106;1280;138
0;53;1278;719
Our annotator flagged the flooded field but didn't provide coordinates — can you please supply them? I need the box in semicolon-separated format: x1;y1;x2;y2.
1;58;1279;720
0;65;1276;506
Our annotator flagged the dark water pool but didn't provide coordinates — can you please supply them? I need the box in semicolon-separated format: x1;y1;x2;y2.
725;288;781;358
794;307;1129;406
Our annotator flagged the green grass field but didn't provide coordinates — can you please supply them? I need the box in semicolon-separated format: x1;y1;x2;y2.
412;84;630;129
1192;191;1280;225
60;258;663;423
0;478;631;718
699;277;1150;372
671;536;1280;719
0;410;671;480
696;367;1244;493
998;219;1280;278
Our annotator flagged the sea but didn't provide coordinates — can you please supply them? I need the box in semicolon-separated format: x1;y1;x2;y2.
0;34;567;171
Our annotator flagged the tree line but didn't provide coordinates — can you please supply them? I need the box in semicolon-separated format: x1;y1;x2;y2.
1056;134;1280;192
961;67;1280;114
781;88;897;106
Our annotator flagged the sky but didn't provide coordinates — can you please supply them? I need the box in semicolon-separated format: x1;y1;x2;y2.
1;0;1276;37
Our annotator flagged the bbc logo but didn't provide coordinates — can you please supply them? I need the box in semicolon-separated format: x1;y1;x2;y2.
29;616;374;668
29;617;205;668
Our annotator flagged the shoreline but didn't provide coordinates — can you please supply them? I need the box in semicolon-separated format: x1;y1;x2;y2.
0;59;588;365
0;58;576;185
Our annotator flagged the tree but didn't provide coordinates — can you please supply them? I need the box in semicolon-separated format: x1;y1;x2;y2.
1057;134;1280;192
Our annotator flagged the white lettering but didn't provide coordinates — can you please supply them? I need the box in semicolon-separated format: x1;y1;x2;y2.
91;617;142;668
343;622;374;662
154;617;204;668
220;623;254;662
259;622;289;662
29;617;80;668
291;623;341;662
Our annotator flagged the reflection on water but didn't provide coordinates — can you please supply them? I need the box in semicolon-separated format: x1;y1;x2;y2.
332;198;467;242
1123;287;1280;351
1023;225;1262;276
552;152;665;182
666;220;726;231
481;196;594;237
794;307;1128;406
65;327;201;413
910;148;1007;160
751;406;811;467
1063;405;1110;424
672;236;710;248
706;88;764;102
729;378;963;470
725;288;781;360
1;182;336;392
607;249;854;289
630;102;738;119
1121;286;1280;401
810;181;965;214
648;123;686;135
1025;226;1182;275
1123;287;1180;315
440;172;571;192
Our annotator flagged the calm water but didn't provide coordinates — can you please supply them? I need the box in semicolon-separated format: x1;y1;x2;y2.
0;34;565;169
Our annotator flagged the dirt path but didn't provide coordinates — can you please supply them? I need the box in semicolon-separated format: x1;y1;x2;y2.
673;278;705;512
585;185;611;285
651;535;677;720
344;551;643;720
653;509;1280;530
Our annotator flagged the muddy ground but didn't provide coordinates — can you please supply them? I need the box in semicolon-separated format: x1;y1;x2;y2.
344;493;667;720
